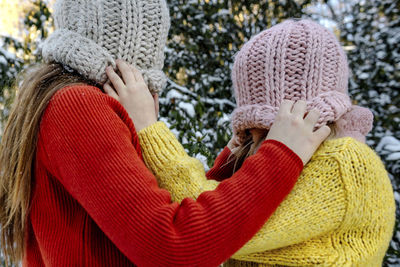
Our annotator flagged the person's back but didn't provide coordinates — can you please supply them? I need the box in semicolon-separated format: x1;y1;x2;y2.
25;84;140;266
228;137;395;266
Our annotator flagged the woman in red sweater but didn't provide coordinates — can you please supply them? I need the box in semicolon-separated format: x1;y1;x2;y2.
0;0;329;266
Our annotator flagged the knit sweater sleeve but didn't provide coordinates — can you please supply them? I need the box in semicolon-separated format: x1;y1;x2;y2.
38;85;303;267
206;146;235;181
138;123;347;259
138;122;220;202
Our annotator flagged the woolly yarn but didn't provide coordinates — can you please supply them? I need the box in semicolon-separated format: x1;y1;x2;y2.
41;0;170;94
231;19;373;143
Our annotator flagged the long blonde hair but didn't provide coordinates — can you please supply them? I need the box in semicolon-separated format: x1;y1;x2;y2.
0;62;94;265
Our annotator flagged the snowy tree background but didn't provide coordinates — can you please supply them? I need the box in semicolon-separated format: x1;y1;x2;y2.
0;0;399;265
0;0;51;132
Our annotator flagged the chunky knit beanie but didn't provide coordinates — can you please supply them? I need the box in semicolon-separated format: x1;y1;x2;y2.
41;0;170;94
231;19;373;143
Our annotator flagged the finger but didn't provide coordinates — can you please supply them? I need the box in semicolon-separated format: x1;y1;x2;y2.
277;99;294;116
103;83;119;101
153;94;160;117
130;65;146;83
116;59;136;85
304;109;321;127
106;66;125;94
291;100;307;117
313;125;331;141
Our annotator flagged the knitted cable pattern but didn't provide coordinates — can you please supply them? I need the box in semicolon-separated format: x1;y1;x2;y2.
41;0;170;93
231;20;373;143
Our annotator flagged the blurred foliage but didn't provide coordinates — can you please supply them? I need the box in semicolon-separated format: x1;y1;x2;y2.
0;0;52;125
337;0;400;155
0;0;399;264
0;36;23;124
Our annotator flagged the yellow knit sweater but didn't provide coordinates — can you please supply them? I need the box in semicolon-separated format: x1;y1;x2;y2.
138;122;395;267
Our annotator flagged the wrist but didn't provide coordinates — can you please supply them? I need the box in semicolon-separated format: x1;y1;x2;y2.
260;139;304;170
133;117;157;132
138;120;163;135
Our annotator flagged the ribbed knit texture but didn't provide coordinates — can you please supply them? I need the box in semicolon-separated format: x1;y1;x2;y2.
231;20;373;144
139;123;395;267
41;0;170;93
24;85;303;267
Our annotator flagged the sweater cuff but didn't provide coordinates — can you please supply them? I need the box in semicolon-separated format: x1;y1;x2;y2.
259;139;304;171
206;147;234;181
215;146;232;164
138;122;187;172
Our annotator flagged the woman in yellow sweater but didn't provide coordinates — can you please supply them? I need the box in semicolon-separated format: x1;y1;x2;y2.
106;20;395;266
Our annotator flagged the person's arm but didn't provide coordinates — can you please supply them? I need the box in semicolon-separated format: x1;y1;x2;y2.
138;122;346;258
138;122;220;202
40;85;303;267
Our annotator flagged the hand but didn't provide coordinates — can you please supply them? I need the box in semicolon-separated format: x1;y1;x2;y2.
104;60;157;132
266;100;331;165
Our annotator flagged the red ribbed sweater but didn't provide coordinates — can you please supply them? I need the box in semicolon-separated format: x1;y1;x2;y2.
23;85;303;267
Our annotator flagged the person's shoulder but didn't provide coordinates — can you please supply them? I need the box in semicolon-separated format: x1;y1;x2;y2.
314;137;372;157
333;137;381;161
50;84;105;108
341;138;386;169
314;137;385;170
44;84;123;119
312;137;354;159
41;84;120;130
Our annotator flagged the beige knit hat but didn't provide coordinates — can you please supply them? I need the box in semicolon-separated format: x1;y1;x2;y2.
41;0;170;94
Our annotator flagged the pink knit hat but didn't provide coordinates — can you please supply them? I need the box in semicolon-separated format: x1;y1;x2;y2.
231;19;373;143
